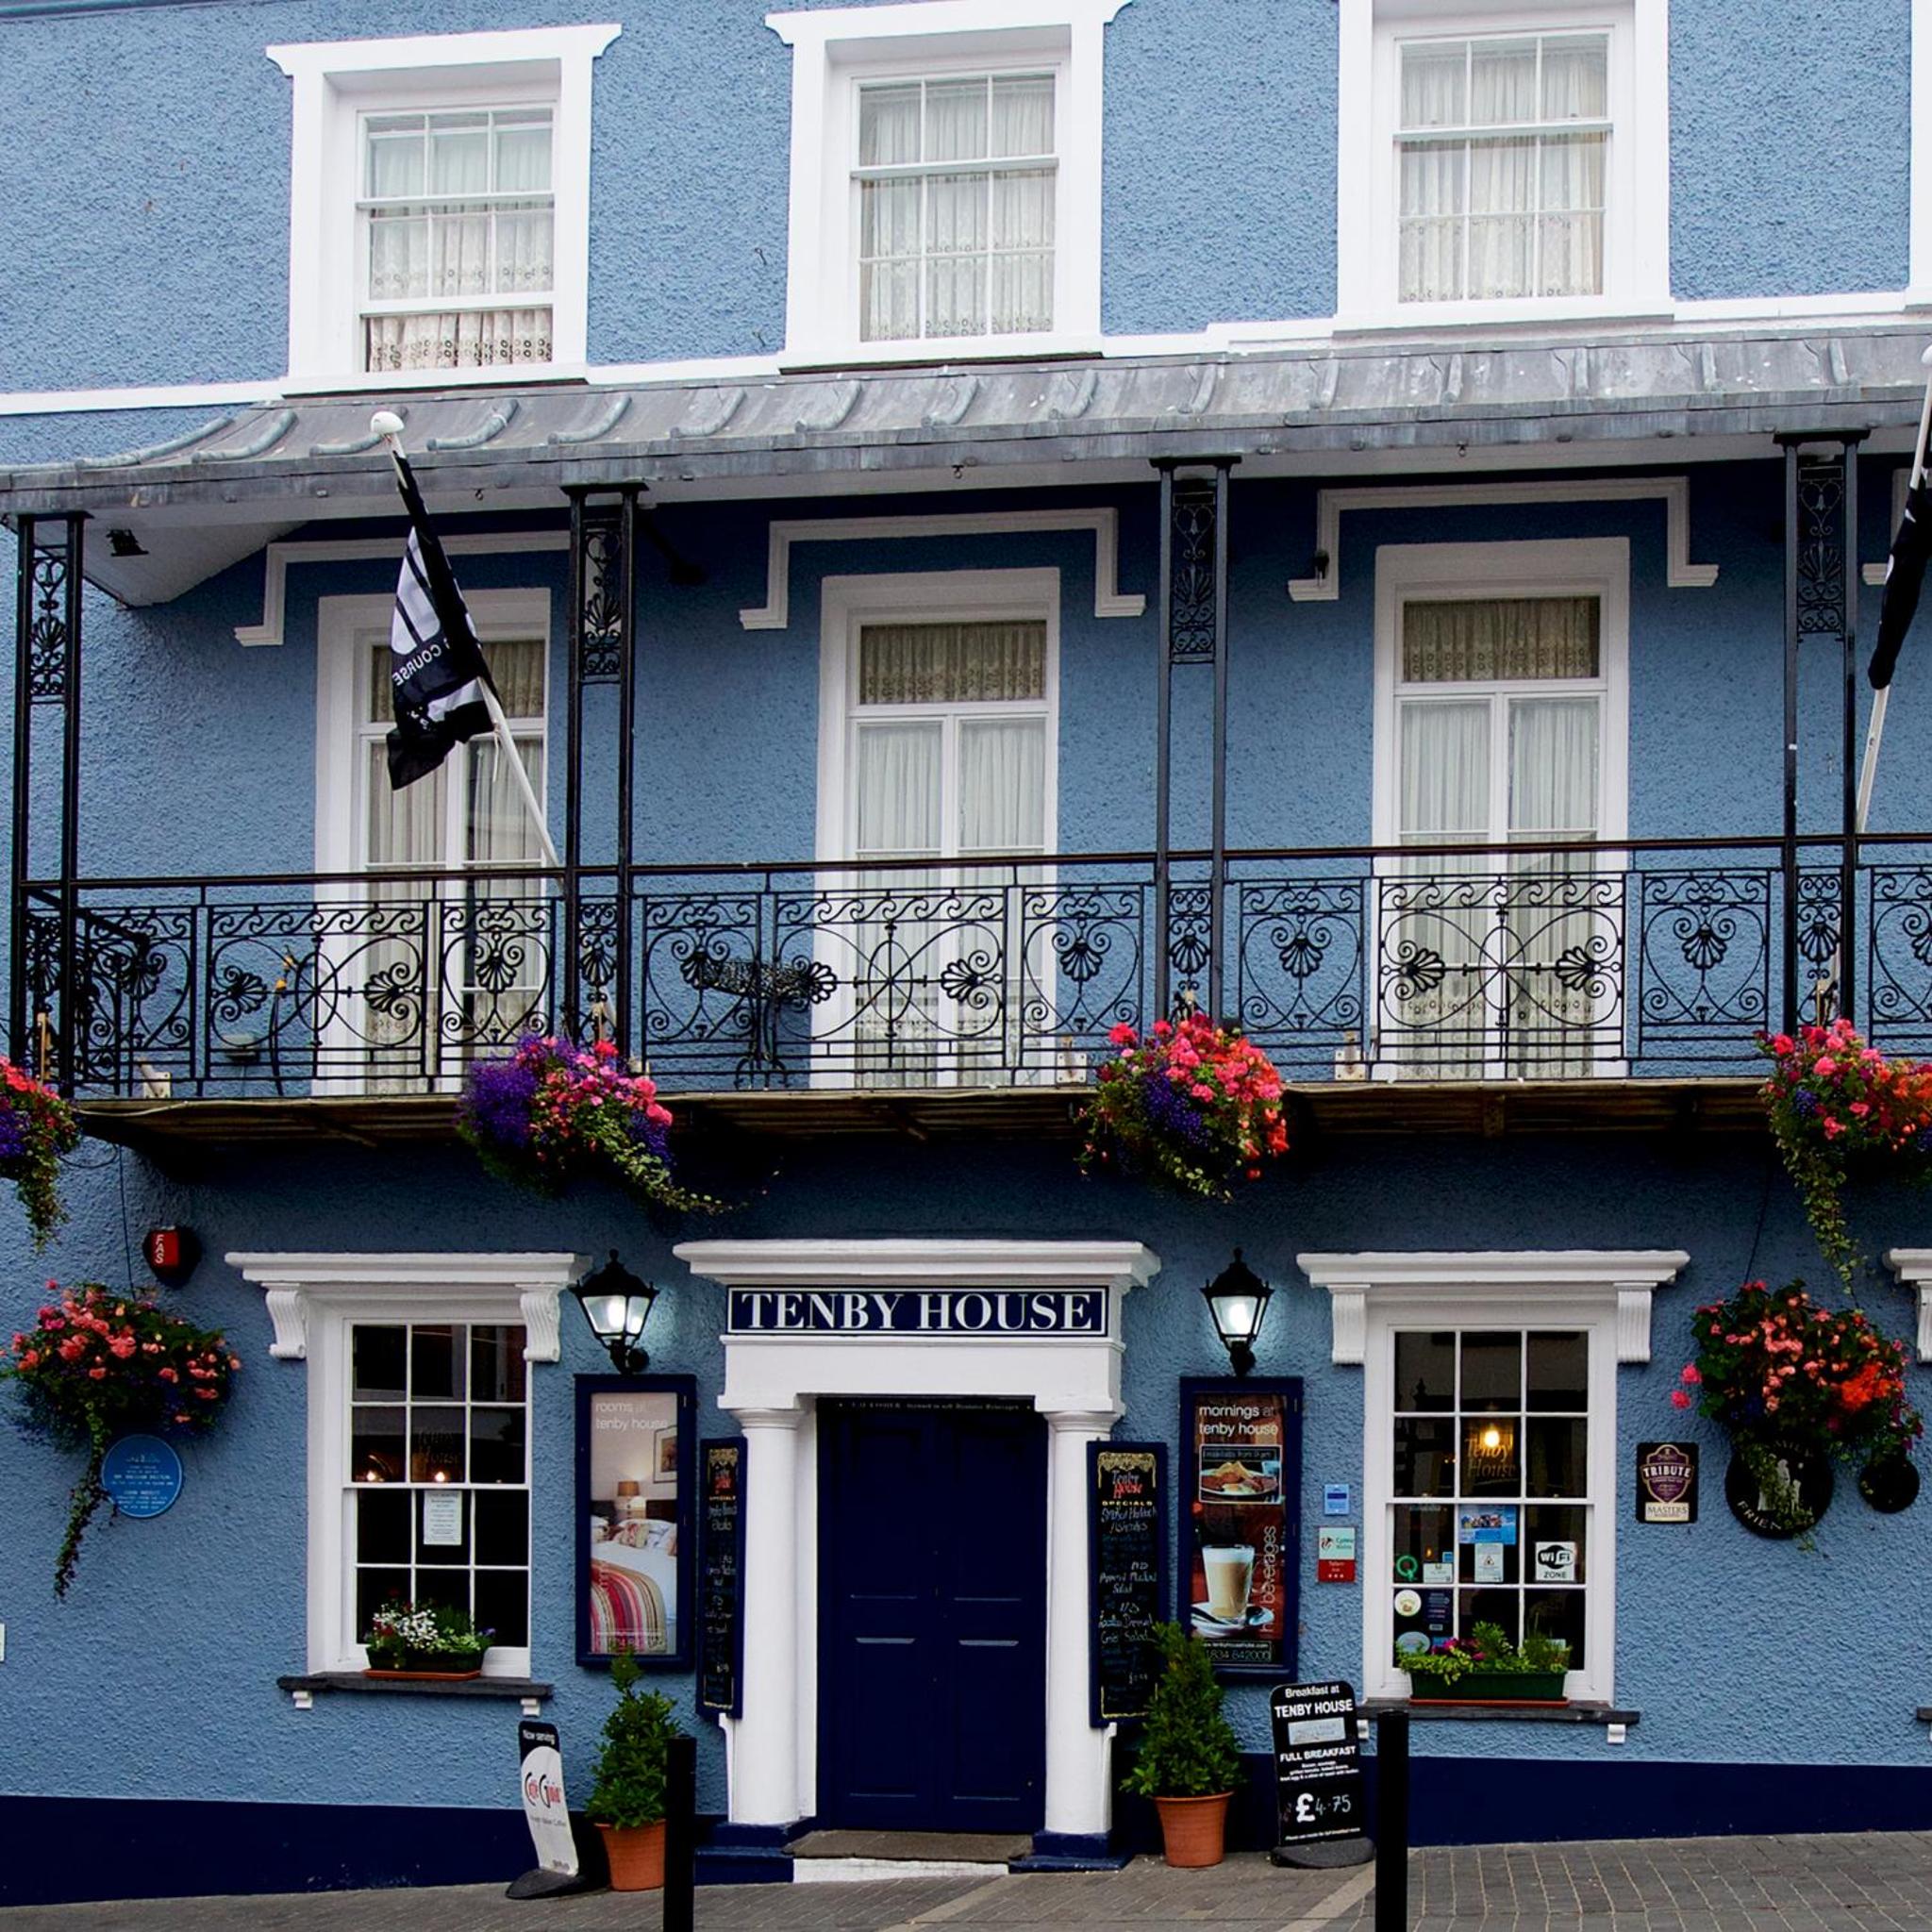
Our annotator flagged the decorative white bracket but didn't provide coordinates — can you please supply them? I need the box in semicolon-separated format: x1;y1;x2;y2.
227;1252;587;1362
236;533;568;646
739;508;1145;630
1884;1251;1932;1362
1286;477;1718;602
291;1689;314;1712
1297;1250;1691;1366
1605;1723;1627;1746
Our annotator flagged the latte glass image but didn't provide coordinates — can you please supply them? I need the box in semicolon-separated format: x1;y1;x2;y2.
1202;1543;1256;1622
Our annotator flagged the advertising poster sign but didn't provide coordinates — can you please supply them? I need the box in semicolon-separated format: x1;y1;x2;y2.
1180;1378;1303;1677
517;1721;577;1878
1269;1680;1370;1865
1636;1441;1699;1523
1089;1441;1165;1724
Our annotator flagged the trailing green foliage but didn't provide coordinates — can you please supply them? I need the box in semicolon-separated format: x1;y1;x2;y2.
587;1644;685;1829
1119;1623;1242;1799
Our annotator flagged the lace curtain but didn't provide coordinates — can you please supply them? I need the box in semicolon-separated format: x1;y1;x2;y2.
1398;34;1607;303
858;621;1047;705
363;109;555;372
858;75;1057;341
1402;597;1599;683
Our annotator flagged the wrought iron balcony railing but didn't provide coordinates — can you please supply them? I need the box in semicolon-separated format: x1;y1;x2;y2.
20;835;1924;1103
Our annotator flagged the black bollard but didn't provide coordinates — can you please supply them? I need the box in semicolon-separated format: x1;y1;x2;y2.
1374;1710;1409;1932
663;1733;697;1932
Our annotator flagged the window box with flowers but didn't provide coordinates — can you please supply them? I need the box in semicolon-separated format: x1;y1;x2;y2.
1077;1017;1289;1200
1675;1280;1923;1539
1;1286;240;1594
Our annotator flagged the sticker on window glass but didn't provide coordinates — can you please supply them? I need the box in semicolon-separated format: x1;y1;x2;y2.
1393;1589;1423;1619
1533;1540;1577;1583
1473;1541;1506;1583
1421;1560;1454;1585
422;1490;463;1547
1457;1507;1517;1545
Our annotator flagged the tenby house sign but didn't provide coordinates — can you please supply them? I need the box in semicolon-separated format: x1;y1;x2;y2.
726;1287;1108;1337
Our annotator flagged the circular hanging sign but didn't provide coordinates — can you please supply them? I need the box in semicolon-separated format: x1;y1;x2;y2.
1858;1456;1922;1515
100;1435;184;1520
1723;1440;1833;1540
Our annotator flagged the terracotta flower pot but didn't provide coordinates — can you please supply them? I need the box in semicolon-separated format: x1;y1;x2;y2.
1153;1791;1231;1869
596;1819;666;1891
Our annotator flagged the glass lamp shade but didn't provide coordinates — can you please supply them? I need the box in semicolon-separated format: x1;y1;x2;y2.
1202;1249;1273;1374
571;1250;658;1373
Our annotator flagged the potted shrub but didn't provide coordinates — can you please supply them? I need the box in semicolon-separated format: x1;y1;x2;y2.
1400;1621;1570;1705
361;1597;491;1678
588;1644;684;1891
1120;1623;1243;1868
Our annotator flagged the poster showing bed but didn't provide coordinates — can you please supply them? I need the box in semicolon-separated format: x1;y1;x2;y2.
580;1382;689;1663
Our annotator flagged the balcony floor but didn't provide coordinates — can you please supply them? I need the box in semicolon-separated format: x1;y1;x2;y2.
75;1075;1769;1157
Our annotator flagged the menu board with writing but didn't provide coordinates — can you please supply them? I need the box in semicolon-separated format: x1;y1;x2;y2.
696;1438;746;1718
1088;1441;1166;1724
1181;1378;1303;1678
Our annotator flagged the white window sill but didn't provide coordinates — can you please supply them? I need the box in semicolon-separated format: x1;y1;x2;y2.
779;331;1102;374
281;362;592;399
1332;297;1674;340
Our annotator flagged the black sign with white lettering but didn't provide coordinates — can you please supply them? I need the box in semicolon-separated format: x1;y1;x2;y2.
1270;1680;1369;1857
1636;1441;1699;1524
725;1287;1108;1337
696;1438;746;1718
1089;1441;1165;1724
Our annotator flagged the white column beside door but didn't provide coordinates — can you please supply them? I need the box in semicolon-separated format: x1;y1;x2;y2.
724;1405;804;1829
1042;1407;1119;1840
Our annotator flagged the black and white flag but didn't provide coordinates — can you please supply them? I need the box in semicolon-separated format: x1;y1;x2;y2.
1873;474;1932;691
384;451;497;790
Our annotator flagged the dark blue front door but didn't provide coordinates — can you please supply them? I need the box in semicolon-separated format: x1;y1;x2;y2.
818;1400;1047;1834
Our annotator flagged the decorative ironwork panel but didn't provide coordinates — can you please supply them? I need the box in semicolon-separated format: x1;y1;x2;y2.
26;540;73;702
1794;454;1848;640
637;889;774;1086
1865;866;1932;1054
1634;869;1771;1059
1235;876;1365;1073
575;501;629;682
1016;880;1147;1073
1167;483;1218;662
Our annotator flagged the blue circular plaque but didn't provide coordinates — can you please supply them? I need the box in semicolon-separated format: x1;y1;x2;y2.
101;1435;184;1520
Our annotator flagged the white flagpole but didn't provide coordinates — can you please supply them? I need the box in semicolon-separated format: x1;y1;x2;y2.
372;411;562;874
1853;345;1932;835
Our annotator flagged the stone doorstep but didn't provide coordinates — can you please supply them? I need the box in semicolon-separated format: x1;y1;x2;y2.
786;1828;1034;1870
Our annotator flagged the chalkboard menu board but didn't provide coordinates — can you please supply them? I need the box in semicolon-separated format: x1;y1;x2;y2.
697;1438;746;1718
1088;1441;1166;1724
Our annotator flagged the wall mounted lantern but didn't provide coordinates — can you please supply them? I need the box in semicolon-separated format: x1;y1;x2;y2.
571;1250;658;1375
1202;1249;1273;1377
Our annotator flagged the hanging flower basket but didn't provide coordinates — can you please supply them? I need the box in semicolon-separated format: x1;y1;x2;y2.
1077;1017;1288;1201
1677;1280;1922;1539
458;1035;725;1216
1;1285;240;1594
0;1059;81;1248
1757;1022;1932;1291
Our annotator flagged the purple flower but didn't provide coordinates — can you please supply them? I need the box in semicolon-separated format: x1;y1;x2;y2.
1142;1074;1210;1147
459;1055;540;1152
0;1106;28;1162
1790;1090;1818;1115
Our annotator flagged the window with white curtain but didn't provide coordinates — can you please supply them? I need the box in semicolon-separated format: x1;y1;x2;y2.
855;74;1058;342
360;107;556;374
1397;32;1608;304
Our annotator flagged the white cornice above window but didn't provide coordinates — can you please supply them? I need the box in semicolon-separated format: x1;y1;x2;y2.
675;1237;1159;1291
226;1251;588;1363
1296;1249;1690;1366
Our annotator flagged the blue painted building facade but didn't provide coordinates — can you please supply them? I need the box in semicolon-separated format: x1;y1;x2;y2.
5;0;1932;1905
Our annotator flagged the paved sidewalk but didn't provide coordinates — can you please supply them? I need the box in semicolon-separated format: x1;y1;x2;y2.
8;1834;1932;1930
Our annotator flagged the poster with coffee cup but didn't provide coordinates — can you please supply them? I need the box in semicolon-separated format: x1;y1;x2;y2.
1181;1378;1304;1677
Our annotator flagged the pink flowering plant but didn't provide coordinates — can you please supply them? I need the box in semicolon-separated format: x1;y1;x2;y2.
458;1033;724;1215
1757;1020;1932;1291
1;1285;240;1595
0;1057;81;1247
1077;1015;1290;1200
1676;1279;1921;1533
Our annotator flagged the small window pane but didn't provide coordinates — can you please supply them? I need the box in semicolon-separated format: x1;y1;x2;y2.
1525;1416;1588;1497
1469;40;1538;125
352;1407;407;1485
1541;35;1608;120
1457;1535;1519;1586
1526;1332;1589;1411
1391;1503;1455;1581
991;75;1054;156
1525;1586;1586;1663
470;1406;527;1485
1403;598;1600;683
858;622;1047;706
474;1489;530;1567
471;1325;527;1405
1524;1504;1587;1583
924;78;989;161
475;1567;530;1648
1400;42;1467;128
859;83;922;166
495;123;552;194
352;1326;408;1401
410;1413;467;1486
1394;1331;1456;1411
356;1568;412;1640
356;1486;411;1564
1459;1587;1520;1645
1459;1333;1521;1411
417;1569;471;1618
410;1325;465;1403
416;1490;472;1567
1393;1417;1457;1497
1460;1415;1521;1495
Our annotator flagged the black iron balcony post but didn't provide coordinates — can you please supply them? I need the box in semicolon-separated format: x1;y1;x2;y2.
1840;445;1861;1024
564;488;586;1036
1155;464;1174;1019
9;516;33;1068
1209;459;1232;1022
1781;442;1799;1036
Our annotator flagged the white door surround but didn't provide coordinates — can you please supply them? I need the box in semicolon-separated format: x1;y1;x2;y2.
674;1238;1161;1844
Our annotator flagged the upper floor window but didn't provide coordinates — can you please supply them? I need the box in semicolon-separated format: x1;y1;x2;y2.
1337;1;1668;326
770;1;1126;366
857;74;1058;343
361;107;557;375
271;25;618;391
